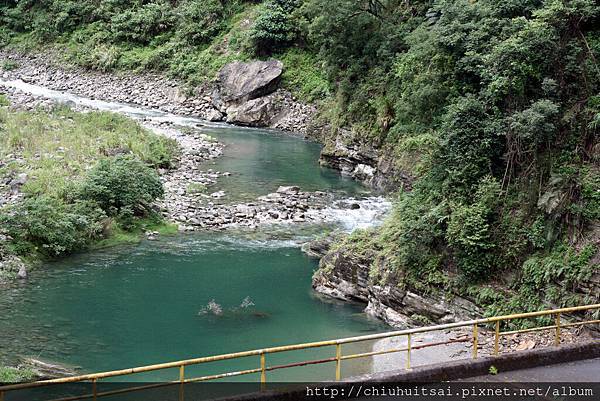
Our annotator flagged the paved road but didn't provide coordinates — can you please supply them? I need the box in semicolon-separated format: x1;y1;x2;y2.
351;358;599;400
460;357;600;382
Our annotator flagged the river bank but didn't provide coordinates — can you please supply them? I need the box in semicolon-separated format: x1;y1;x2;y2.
0;49;317;135
0;63;394;382
0;53;393;227
0;49;409;192
0;82;388;233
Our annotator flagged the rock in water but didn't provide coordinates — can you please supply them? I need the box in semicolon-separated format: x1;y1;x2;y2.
205;108;224;122
19;358;78;379
17;264;27;279
276;186;300;194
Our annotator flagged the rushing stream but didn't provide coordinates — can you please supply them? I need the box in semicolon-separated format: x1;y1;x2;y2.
0;79;391;383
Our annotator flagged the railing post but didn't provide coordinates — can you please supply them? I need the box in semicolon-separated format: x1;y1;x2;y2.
335;344;342;381
260;353;266;390
1;390;4;401
92;378;97;401
406;333;411;370
472;323;478;359
494;320;500;356
179;365;185;401
555;313;561;346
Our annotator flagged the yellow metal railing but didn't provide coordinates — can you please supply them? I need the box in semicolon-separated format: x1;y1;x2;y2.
1;303;599;401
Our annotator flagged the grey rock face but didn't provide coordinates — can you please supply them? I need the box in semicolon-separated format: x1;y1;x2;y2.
213;60;286;127
319;131;410;192
225;96;278;126
216;60;283;107
205;108;224;122
312;244;482;328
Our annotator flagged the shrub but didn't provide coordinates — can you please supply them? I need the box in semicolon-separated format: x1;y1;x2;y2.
446;177;501;280
110;2;175;44
1;60;19;71
250;2;296;55
1;197;106;257
76;155;163;216
176;0;224;45
280;48;329;102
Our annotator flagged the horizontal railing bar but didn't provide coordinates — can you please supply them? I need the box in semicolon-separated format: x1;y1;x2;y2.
48;381;177;401
185;368;262;383
340;336;471;361
562;319;600;329
49;367;267;401
501;324;557;336
483;304;600;322
266;357;336;372
341;347;408;361
2;304;598;392
500;319;600;336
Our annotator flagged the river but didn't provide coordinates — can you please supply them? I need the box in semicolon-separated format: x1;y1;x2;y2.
0;79;391;384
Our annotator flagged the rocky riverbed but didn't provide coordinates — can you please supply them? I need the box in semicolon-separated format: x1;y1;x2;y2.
0;50;317;135
1;49;411;192
0;53;393;236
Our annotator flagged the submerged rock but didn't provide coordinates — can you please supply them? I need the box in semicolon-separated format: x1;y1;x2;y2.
276;185;300;194
17;264;27;279
19;357;78;380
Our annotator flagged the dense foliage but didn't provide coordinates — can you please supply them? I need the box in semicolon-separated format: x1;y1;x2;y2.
76;155;164;218
0;107;176;259
306;0;600;314
0;0;598;313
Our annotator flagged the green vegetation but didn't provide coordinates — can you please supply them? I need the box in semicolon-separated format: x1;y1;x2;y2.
1;59;18;71
0;366;36;383
186;182;207;194
0;0;598;316
324;0;599;317
0;106;178;261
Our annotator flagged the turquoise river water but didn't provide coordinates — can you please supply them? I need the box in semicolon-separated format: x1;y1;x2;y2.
0;80;391;388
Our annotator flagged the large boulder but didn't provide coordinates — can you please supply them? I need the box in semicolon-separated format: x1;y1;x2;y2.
225;95;279;127
214;60;283;109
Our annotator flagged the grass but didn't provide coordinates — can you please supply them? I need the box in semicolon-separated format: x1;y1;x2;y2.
278;48;330;102
92;217;179;250
186;182;207;194
1;60;19;71
0;105;180;263
0;366;36;383
0;106;178;198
